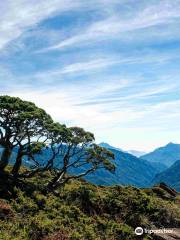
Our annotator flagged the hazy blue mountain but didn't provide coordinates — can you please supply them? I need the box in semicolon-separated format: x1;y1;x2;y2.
151;160;180;191
84;149;163;187
148;161;167;173
98;142;122;151
140;142;180;166
36;147;162;187
98;142;146;157
127;150;146;157
0;145;167;188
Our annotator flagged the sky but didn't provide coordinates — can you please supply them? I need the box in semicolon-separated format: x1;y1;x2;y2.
1;0;180;152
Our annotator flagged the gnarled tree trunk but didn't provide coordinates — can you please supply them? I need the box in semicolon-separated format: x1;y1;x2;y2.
0;147;12;170
11;150;23;176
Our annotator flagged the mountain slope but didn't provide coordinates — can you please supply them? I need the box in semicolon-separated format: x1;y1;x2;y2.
85;149;161;187
141;142;180;166
0;146;164;188
33;147;159;187
148;161;167;173
152;160;180;191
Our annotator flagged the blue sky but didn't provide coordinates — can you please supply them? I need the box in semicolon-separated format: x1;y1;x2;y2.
1;0;180;151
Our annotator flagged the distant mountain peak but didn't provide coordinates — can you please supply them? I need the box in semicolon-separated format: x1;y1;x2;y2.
166;142;174;146
98;142;122;151
141;142;180;166
98;142;146;157
165;142;179;148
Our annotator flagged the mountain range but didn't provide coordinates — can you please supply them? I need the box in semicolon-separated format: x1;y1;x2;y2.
98;142;180;191
1;142;180;191
98;142;146;157
85;149;163;187
99;142;180;167
140;142;180;166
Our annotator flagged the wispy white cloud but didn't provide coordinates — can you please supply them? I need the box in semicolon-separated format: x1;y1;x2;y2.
0;0;89;51
39;0;180;52
5;83;180;151
30;57;121;80
11;50;179;85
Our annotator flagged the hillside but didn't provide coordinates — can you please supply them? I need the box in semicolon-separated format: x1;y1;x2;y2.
4;147;164;188
141;143;180;166
0;168;179;240
85;149;161;187
152;160;180;191
148;162;167;173
1;147;164;188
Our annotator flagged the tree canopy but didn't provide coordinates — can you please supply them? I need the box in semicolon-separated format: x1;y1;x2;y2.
0;95;115;190
0;95;53;171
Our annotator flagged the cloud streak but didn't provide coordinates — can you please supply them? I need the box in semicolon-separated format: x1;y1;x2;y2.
39;0;180;52
0;0;89;51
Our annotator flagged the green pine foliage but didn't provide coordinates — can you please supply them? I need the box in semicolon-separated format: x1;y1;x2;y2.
0;168;179;240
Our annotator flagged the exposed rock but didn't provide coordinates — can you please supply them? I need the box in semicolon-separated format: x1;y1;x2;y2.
159;182;178;197
153;228;180;240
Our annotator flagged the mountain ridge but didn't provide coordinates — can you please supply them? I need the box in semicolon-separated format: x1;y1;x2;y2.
86;148;165;187
0;145;162;188
141;142;180;166
152;160;180;191
98;142;146;157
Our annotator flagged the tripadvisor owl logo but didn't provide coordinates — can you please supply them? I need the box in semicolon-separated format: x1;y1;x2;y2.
135;227;144;235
